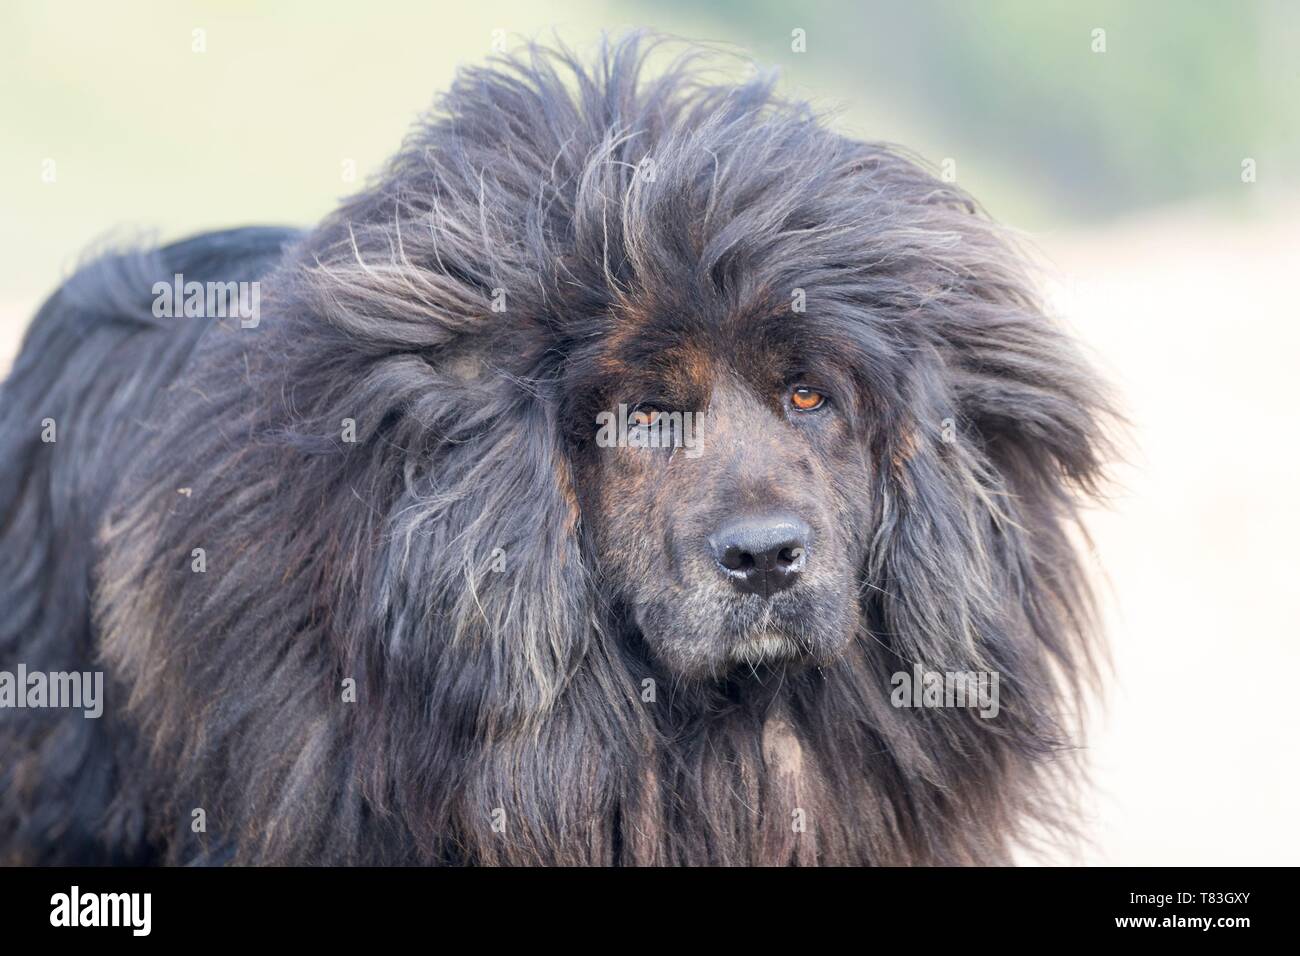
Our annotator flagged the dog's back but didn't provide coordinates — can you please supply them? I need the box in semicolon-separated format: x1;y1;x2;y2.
0;227;297;863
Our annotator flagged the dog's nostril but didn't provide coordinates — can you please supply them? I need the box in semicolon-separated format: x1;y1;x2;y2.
719;546;755;573
709;514;812;599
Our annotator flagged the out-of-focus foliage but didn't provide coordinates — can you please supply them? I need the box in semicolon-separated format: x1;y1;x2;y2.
680;0;1298;222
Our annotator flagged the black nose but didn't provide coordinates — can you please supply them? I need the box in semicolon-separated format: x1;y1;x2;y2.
709;514;811;599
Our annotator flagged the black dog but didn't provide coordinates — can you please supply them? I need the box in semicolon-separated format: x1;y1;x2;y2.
0;35;1111;865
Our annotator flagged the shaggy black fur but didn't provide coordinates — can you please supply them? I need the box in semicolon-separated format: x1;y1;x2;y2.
0;35;1110;865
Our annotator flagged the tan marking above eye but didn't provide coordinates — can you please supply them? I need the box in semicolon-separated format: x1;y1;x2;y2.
789;387;825;411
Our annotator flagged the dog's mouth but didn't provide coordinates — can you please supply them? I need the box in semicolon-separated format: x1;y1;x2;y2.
721;595;818;665
629;585;850;679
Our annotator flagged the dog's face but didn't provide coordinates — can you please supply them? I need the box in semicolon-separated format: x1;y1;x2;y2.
566;303;878;680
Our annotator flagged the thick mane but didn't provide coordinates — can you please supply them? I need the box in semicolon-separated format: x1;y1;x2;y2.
90;33;1111;864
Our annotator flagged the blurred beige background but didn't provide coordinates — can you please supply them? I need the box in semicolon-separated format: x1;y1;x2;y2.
2;1;1297;863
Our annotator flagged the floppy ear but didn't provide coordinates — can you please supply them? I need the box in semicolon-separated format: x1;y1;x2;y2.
852;300;1111;860
275;251;595;727
368;374;594;725
266;71;606;728
861;201;1112;781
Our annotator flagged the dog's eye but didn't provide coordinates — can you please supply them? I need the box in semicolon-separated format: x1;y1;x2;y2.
789;387;826;412
628;405;663;427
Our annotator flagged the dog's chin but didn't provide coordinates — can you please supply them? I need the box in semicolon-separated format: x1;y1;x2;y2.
727;632;805;666
636;599;855;682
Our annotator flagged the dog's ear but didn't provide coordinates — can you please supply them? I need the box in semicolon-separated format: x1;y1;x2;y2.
267;90;605;727
859;313;1110;854
863;205;1113;762
333;352;635;862
371;378;593;725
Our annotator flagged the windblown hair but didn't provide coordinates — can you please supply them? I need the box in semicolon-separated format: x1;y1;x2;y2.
0;34;1111;865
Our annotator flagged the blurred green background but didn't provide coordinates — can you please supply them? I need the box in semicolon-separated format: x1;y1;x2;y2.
1;0;1295;319
1;0;1298;866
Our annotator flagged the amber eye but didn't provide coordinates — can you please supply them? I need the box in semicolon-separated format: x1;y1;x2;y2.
628;405;662;427
789;386;826;412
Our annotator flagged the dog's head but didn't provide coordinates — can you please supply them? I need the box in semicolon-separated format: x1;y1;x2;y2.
284;35;1110;702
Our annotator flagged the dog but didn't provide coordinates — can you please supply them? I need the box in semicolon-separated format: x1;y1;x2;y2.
0;34;1111;865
